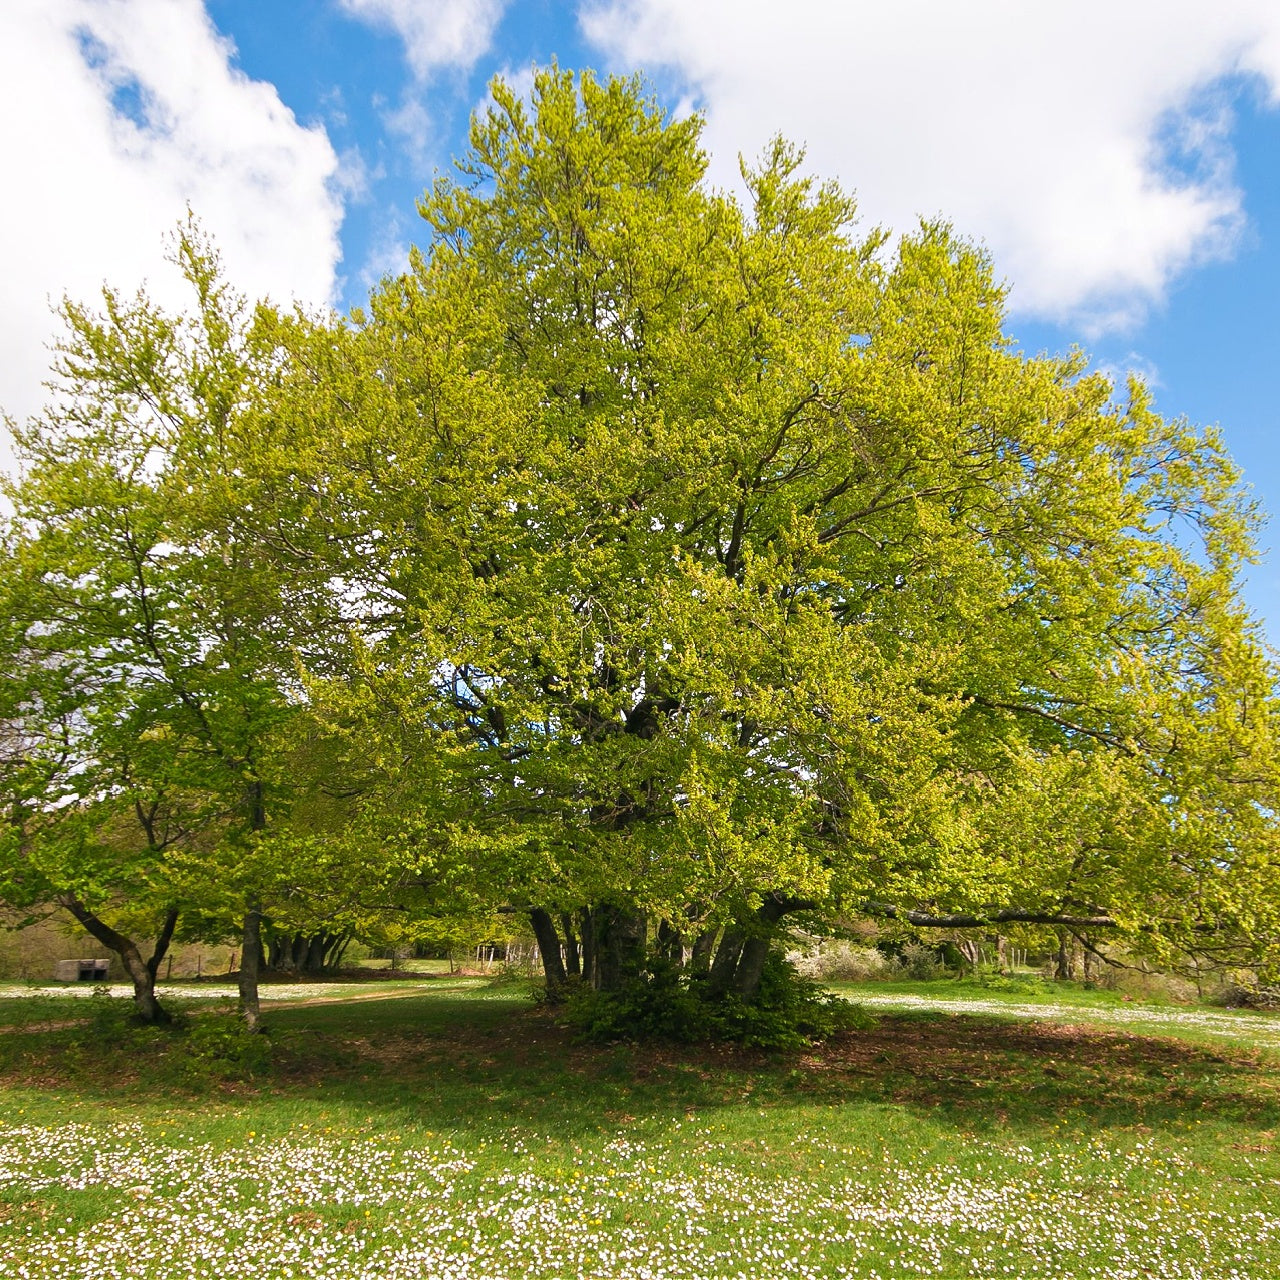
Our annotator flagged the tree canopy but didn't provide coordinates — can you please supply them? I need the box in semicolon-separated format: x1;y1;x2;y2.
2;69;1278;1027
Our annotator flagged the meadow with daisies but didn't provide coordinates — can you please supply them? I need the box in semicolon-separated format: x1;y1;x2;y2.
1;977;1277;1279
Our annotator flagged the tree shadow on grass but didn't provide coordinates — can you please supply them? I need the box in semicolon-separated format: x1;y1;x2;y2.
2;991;1277;1141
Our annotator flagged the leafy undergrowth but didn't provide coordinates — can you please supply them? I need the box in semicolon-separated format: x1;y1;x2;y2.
0;984;1278;1278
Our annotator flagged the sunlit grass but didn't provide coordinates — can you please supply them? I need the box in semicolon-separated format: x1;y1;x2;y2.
831;979;1280;1055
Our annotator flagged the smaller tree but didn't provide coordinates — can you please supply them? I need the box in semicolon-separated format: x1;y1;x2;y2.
0;226;334;1027
0;648;187;1021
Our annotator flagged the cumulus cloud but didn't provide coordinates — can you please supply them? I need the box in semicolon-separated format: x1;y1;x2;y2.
580;0;1280;331
0;0;345;462
337;0;507;80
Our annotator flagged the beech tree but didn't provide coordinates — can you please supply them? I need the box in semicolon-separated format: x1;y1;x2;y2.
0;614;187;1022
0;229;343;1026
282;69;1279;1003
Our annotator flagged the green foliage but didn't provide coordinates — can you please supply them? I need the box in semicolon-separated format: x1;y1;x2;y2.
974;972;1045;995
1;66;1277;1015
85;983;133;1037
179;1013;272;1085
893;942;952;982
283;67;1279;970
567;953;875;1049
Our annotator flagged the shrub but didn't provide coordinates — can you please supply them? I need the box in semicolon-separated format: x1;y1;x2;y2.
897;942;949;982
788;938;894;982
180;1015;272;1085
566;954;875;1049
1216;982;1280;1010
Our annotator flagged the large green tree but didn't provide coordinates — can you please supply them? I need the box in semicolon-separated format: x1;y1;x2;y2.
280;69;1279;1002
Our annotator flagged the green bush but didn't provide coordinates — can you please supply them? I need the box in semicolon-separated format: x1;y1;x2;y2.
977;972;1043;994
180;1015;272;1085
87;984;134;1039
897;942;950;982
566;954;875;1050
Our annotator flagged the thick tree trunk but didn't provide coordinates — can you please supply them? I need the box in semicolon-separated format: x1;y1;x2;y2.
706;926;746;996
732;936;771;999
1055;929;1074;981
530;908;568;1001
57;895;177;1024
731;898;789;1000
655;918;683;963
707;897;793;1001
265;929;347;975
688;927;718;976
591;903;646;992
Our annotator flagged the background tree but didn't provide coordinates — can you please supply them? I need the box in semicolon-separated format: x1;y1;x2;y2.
0;616;187;1021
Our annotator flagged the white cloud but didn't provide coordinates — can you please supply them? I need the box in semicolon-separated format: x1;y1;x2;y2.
0;0;345;462
1092;353;1163;397
334;146;383;204
357;208;413;296
337;0;507;80
378;90;437;168
580;0;1280;331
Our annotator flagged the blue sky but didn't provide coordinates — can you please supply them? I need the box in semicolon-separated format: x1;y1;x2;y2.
3;1;1279;638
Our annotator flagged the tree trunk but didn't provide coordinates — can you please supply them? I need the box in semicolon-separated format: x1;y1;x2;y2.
592;903;646;992
240;780;266;1029
147;906;179;986
579;909;596;987
732;936;771;999
239;899;263;1031
655;918;683;963
560;913;581;978
530;909;568;1001
688;927;718;976
730;898;789;1000
1055;929;1074;981
57;895;176;1024
265;929;347;975
706;926;746;996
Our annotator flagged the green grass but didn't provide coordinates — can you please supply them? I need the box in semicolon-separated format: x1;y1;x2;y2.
1;978;1278;1278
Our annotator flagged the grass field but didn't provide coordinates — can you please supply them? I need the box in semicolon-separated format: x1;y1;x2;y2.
1;975;1278;1279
